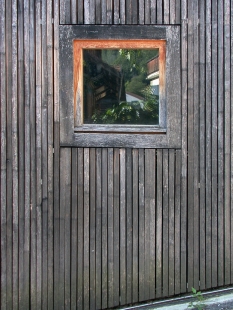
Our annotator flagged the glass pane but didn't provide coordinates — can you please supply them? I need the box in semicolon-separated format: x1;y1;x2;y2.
83;49;160;125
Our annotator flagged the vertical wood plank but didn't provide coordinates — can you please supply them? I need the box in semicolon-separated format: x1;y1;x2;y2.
35;0;43;306
224;0;231;285
156;149;163;298
145;0;150;24
126;148;133;304
107;0;113;24
12;0;19;308
71;149;78;309
24;0;31;307
162;149;169;297
180;0;188;293
71;0;77;23
102;148;108;309
231;0;233;284
150;0;156;24
0;0;7;308
168;150;175;296
89;148;96;309
6;0;13;307
114;0;120;24
163;0;169;23
205;0;212;289
120;148;126;304
77;0;84;24
199;0;206;291
138;149;145;301
95;148;102;309
156;0;163;23
83;148;90;310
138;0;145;24
187;0;194;291
89;0;95;24
77;148;84;309
217;0;224;287
119;0;126;24
64;148;71;310
132;149;139;304
95;0;101;24
211;0;218;289
84;0;90;24
193;0;200;290
174;150;181;294
53;0;61;308
113;148;120;306
101;0;107;24
108;148;114;308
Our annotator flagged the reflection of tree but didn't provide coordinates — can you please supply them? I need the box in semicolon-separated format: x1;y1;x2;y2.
92;87;159;125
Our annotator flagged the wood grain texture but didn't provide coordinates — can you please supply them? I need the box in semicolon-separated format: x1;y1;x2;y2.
1;0;233;309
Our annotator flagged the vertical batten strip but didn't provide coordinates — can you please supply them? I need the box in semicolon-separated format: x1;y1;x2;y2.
138;149;145;301
29;0;37;306
180;0;188;293
163;0;170;24
114;0;120;24
41;0;49;306
83;148;90;309
211;0;218;288
132;149;139;303
107;0;113;24
205;0;212;289
77;148;84;309
24;0;31;306
6;0;13;307
217;0;224;287
126;149;133;304
145;0;151;24
119;0;126;24
108;148;114;308
84;0;90;24
77;0;84;24
168;150;175;296
53;0;60;307
0;0;7;307
224;0;231;285
46;0;54;307
162;149;169;297
101;0;107;24
95;149;102;309
199;0;206;291
71;0;77;23
156;149;163;298
71;149;78;309
138;0;145;24
12;0;19;308
64;149;72;309
150;0;156;24
193;0;200;290
120;148;126;304
35;0;43;307
101;148;108;308
156;0;163;24
113;148;120;306
229;0;233;282
18;0;26;306
187;0;195;290
89;148;96;309
174;150;181;294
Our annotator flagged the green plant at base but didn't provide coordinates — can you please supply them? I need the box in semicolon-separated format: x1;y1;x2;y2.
188;287;205;310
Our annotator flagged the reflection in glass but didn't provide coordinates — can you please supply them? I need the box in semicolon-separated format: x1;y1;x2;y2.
83;49;160;125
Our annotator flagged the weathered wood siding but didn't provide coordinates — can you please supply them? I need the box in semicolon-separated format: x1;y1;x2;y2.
0;0;232;309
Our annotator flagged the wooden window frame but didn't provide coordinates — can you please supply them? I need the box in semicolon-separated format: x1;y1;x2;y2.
59;25;181;148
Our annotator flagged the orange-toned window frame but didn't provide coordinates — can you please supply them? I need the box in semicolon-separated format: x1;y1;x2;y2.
73;40;166;128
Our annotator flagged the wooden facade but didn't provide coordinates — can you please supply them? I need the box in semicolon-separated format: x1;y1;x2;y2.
0;0;232;309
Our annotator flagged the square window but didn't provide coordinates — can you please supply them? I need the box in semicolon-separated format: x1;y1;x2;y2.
60;25;181;148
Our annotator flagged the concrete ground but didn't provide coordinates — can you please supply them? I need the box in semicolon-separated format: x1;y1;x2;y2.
119;287;233;310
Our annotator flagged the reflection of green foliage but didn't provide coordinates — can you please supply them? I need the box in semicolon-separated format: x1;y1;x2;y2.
92;90;159;125
125;73;147;96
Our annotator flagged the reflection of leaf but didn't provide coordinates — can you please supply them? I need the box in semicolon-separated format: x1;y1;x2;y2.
92;95;159;125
